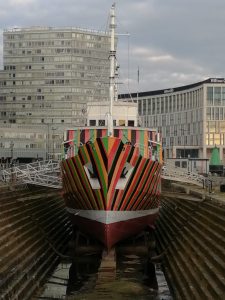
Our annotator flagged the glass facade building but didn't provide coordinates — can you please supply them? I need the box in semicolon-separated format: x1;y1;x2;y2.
119;78;225;166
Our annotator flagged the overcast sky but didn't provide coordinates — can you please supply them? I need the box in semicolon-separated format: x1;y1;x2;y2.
0;0;225;94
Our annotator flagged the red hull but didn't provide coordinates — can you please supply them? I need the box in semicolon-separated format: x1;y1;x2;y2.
68;212;159;249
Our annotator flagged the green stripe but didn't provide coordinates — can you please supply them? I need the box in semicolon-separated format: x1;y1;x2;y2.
121;128;128;143
91;143;108;199
79;146;89;163
66;159;89;209
102;136;108;151
90;129;96;143
74;156;99;209
139;130;145;156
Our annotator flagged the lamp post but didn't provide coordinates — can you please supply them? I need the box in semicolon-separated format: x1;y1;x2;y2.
52;127;56;159
9;141;14;183
45;122;53;160
10;141;14;165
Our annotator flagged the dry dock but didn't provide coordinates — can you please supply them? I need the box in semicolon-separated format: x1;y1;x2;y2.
0;185;72;300
156;182;225;299
1;180;225;299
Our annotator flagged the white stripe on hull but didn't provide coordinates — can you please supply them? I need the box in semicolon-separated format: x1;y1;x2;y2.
66;207;159;224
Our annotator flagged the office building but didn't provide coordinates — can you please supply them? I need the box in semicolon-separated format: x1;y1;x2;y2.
0;26;110;161
120;78;225;169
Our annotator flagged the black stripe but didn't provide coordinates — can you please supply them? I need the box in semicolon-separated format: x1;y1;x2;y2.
108;141;124;187
129;160;155;210
127;145;135;162
111;189;119;210
97;138;107;171
117;155;142;210
131;130;136;145
85;143;105;209
114;129;119;137
80;130;85;144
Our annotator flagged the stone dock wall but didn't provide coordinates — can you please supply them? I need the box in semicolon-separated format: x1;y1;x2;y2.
0;186;72;300
156;186;225;299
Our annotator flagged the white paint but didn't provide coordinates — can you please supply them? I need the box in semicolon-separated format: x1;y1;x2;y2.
66;207;159;224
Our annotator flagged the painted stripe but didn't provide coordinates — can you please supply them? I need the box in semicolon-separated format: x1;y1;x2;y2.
62;134;161;213
66;207;159;224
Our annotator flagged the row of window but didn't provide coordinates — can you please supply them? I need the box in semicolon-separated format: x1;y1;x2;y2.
139;89;202;115
5;41;107;50
142;110;202;128
0;86;106;96
88;119;135;127
0;142;46;149
0;95;73;102
5;32;107;41
206;121;225;132
162;135;201;147
207;86;225;105
206;133;225;145
0;132;45;138
5;47;108;58
206;107;225;120
0;78;107;87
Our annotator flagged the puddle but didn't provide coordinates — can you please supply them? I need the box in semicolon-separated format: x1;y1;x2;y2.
36;252;172;300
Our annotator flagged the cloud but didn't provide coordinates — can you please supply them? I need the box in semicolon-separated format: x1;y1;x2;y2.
0;0;225;93
8;0;36;5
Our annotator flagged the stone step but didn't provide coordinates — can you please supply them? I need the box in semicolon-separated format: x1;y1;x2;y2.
156;223;201;298
157;195;225;299
161;210;225;298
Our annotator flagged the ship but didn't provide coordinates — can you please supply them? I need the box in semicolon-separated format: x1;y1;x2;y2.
61;3;162;249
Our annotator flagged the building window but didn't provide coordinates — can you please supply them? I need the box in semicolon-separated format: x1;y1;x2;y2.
222;88;225;105
143;99;146;113
90;120;96;126
119;120;125;126
162;115;166;126
214;87;221;105
152;98;156;114
138;101;142;115
207;87;213;105
128;120;134;126
98;120;105;126
147;99;151;114
161;97;164;113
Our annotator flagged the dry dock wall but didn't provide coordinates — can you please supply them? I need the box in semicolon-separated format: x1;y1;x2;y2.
0;186;72;300
156;191;225;299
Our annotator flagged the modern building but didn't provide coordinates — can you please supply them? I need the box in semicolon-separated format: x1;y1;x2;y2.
0;26;111;161
120;78;225;171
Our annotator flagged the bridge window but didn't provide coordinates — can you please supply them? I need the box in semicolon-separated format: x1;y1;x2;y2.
119;120;125;126
98;120;105;126
128;120;134;126
90;120;96;126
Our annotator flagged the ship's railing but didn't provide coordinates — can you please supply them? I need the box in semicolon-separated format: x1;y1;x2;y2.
62;140;83;159
0;160;61;188
134;140;162;161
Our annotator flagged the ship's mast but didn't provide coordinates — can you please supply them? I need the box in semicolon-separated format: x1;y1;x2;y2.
108;3;116;137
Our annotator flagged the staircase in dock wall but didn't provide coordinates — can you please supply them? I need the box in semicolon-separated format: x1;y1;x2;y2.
0;186;72;300
155;193;225;300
